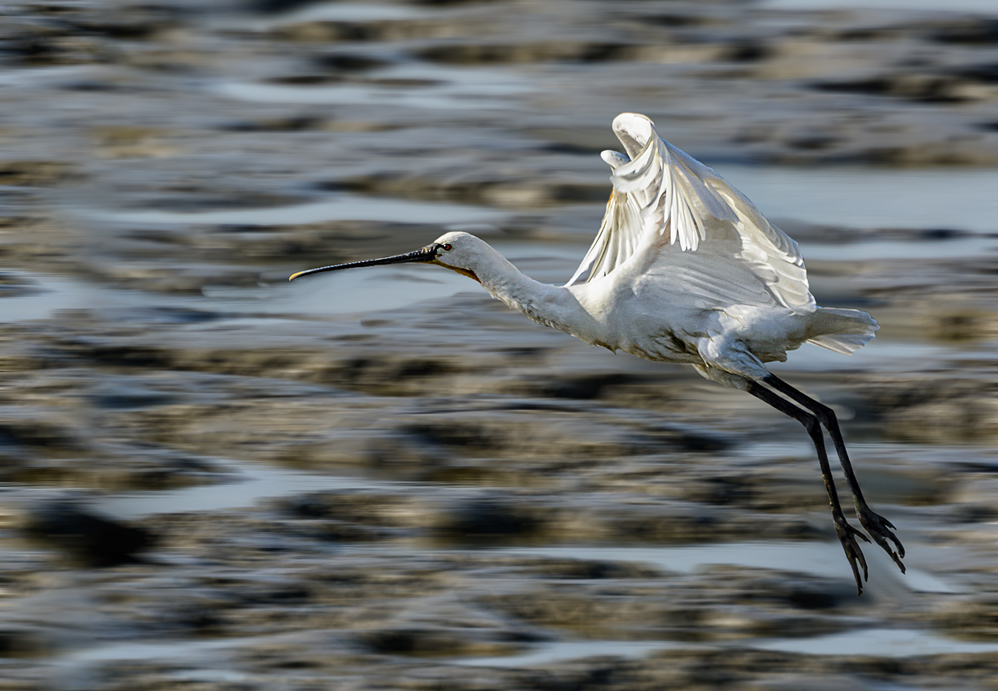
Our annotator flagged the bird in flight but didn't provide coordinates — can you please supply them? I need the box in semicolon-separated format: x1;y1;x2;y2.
290;112;904;594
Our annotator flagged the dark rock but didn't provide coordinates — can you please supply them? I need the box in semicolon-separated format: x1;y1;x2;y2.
930;18;998;45
358;626;532;656
22;501;154;567
0;626;49;657
245;0;319;13
437;497;548;541
313;53;390;72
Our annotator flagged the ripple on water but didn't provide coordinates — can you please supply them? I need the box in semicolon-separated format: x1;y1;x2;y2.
213;64;533;110
755;627;998;657
452;627;998;668
484;542;954;594
0;275;112;322
84;195;504;226
99;460;410;519
57;626;998;676
719;166;998;234
802;237;998;262
249;2;433;26
762;0;998;11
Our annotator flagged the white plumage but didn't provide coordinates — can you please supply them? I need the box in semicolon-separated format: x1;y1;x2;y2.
567;113;875;369
290;112;905;595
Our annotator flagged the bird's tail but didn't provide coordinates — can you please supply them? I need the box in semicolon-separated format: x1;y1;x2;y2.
806;307;879;355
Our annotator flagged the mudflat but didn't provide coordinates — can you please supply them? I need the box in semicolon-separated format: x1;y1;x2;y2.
1;0;997;688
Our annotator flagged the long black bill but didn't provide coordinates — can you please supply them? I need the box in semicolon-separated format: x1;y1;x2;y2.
289;243;440;281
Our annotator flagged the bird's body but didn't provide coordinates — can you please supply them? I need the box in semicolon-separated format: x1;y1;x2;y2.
424;113;876;388
290;112;904;594
441;230;873;385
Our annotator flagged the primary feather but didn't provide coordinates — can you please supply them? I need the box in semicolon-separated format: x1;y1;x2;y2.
567;112;815;315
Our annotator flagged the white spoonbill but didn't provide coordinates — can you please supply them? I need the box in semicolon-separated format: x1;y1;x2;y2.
290;112;903;594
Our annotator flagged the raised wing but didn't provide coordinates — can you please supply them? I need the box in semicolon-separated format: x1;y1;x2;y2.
567;113;814;313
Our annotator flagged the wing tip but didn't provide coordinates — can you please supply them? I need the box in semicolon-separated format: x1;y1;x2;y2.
612;113;657;160
613;112;654;131
601;150;629;169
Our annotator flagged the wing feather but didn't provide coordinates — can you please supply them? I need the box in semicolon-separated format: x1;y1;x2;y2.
567;113;815;313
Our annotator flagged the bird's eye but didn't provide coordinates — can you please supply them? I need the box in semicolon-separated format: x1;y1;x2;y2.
441;243;452;251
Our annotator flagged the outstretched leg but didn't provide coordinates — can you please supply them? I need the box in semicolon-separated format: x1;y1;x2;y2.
746;382;870;595
763;374;905;572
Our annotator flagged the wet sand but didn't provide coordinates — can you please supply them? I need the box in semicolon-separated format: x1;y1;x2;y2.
1;0;998;688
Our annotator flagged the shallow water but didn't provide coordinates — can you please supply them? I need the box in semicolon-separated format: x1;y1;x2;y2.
86;167;998;245
245;2;433;26
769;340;996;374
754;627;998;657
1;267;476;322
0;275;110;322
87;195;504;227
454;628;998;669
718;166;998;234
215;64;533;109
1;239;578;322
100;460;408;519
61;625;998;679
58;636;264;665
801;238;997;261
449;640;691;668
487;543;954;594
762;0;998;12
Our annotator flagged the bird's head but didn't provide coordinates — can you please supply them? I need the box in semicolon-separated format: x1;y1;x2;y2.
289;230;485;284
426;230;486;283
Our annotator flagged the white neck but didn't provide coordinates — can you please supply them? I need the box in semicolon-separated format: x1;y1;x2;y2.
466;245;606;346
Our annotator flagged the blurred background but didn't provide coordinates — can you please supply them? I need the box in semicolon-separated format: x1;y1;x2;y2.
1;0;998;688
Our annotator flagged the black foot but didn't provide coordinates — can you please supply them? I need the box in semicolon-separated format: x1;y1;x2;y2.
834;514;870;596
858;506;905;574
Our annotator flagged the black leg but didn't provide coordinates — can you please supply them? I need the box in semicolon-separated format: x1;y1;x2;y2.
763;374;905;573
747;382;870;595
